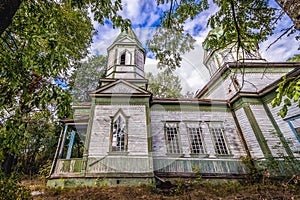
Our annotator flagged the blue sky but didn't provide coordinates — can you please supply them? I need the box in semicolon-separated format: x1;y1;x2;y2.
89;0;299;94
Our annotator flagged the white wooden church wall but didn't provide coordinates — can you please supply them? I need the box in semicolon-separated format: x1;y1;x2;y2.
267;102;300;158
249;104;288;157
150;110;247;158
235;108;265;159
89;105;148;157
206;72;291;99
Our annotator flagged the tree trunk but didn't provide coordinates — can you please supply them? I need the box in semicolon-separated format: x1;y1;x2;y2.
276;0;300;30
0;0;22;36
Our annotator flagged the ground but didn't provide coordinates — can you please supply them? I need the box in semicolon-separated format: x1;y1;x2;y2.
22;178;300;200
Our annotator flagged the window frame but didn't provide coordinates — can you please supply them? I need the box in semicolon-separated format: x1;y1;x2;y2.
164;122;183;156
120;52;126;65
208;122;231;156
287;115;300;143
186;123;207;157
109;109;129;154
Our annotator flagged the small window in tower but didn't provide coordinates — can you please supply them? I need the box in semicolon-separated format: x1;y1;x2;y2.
120;52;126;65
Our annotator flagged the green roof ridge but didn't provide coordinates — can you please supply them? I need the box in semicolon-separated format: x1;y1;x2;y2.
113;27;142;46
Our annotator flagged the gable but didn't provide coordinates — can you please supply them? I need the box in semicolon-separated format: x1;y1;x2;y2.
118;37;135;44
103;82;141;94
90;80;150;95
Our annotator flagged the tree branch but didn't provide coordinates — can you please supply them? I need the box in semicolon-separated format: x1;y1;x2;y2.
266;25;294;50
0;0;22;36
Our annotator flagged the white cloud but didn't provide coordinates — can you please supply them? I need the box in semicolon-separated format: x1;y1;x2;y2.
89;0;300;96
260;15;299;62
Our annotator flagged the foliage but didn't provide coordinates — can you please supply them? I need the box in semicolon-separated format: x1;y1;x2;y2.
271;75;300;117
287;54;300;62
0;173;32;200
147;0;208;70
0;0;93;173
39;160;53;183
0;0;132;176
149;0;284;70
18;112;60;175
240;156;263;183
145;70;183;98
70;55;107;102
151;0;300;116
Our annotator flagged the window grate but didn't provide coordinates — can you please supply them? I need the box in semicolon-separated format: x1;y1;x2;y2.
188;127;205;154
210;127;229;155
165;123;181;154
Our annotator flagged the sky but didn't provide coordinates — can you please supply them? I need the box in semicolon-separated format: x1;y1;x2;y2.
89;0;299;95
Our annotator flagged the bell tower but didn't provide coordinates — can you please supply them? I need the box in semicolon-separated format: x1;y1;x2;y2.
102;28;147;88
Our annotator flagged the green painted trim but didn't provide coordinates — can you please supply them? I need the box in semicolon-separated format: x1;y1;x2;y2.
94;97;150;105
47;177;154;188
145;104;152;153
262;91;277;103
232;97;262;111
151;104;230;112
243;106;272;159
81;104;96;173
201;70;231;98
263;103;294;157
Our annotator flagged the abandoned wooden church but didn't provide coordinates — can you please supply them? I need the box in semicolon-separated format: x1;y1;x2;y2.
47;28;300;187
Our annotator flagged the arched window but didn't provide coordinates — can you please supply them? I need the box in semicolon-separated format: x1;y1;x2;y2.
110;109;128;152
120;52;126;65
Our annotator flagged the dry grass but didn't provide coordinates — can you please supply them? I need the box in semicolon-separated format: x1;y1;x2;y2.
27;179;300;200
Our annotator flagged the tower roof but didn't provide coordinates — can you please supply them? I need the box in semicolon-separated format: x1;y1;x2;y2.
112;27;142;47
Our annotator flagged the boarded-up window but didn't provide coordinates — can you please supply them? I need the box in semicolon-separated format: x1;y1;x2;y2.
188;127;205;154
210;124;229;155
165;123;181;154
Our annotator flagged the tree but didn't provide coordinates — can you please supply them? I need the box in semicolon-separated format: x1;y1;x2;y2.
150;0;300;117
70;55;107;102
0;0;127;175
275;0;300;30
146;71;183;98
270;54;300;118
0;0;130;36
0;0;92;174
287;54;300;62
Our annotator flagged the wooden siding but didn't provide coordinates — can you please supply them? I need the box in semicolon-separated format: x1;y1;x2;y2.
89;105;149;157
54;159;82;176
150;110;247;158
206;72;287;99
87;157;153;174
250;104;287;157
267;103;300;157
154;158;247;175
235;108;265;159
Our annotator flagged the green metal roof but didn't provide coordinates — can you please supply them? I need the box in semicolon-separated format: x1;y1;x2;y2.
112;27;142;47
